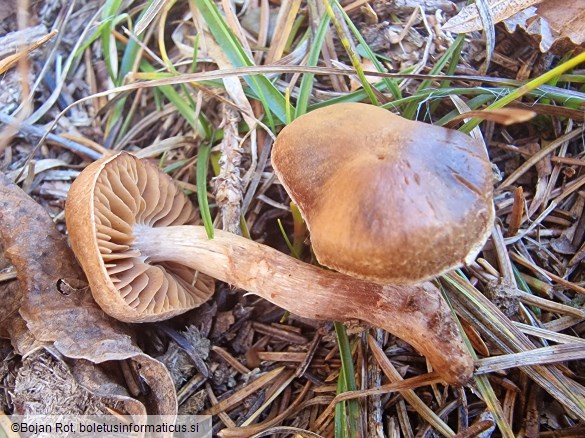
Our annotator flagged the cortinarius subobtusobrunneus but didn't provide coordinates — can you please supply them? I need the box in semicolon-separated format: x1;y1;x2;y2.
272;102;494;284
64;101;493;385
65;154;216;322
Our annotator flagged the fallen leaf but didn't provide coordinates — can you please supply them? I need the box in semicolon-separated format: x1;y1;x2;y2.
502;6;557;52
0;171;136;359
0;239;43;354
0;172;177;417
350;58;385;91
0;244;23;340
536;0;585;46
442;0;542;33
444;0;585;53
444;108;536;128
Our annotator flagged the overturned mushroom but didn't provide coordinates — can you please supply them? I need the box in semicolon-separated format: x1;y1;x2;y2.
66;151;475;385
65;154;216;321
272;103;494;284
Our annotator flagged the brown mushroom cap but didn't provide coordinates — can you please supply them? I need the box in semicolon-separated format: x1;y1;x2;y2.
65;152;215;322
272;103;494;284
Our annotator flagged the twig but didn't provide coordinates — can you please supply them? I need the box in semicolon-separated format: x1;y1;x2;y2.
0;112;102;160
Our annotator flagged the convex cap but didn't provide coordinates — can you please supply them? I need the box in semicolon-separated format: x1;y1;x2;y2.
272;103;494;284
66;153;215;322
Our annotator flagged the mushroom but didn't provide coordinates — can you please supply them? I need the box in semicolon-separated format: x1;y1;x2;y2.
65;114;486;385
272;102;494;284
65;153;216;322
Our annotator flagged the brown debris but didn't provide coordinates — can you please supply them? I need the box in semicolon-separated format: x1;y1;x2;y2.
0;171;177;418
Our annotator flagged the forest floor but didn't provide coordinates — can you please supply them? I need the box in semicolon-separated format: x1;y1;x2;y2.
1;0;585;436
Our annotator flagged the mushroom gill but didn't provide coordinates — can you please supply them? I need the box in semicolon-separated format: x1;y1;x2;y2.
67;152;214;322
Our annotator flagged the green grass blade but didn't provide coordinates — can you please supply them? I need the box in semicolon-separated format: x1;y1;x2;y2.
276;219;298;258
139;62;211;138
335;366;348;438
100;0;125;81
193;0;289;125
296;15;330;118
329;0;401;100
322;0;378;105
197;143;214;239
459;51;585;133
403;33;465;119
334;322;359;437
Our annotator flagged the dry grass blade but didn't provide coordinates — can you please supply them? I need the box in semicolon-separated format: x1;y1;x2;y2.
513;323;585;344
499;126;585;188
240;371;296;427
509;252;585;295
474;0;496;73
205;367;285;416
257;352;307;362
453;419;495;438
218;381;312;437
250;426;324;437
265;0;302;63
206;384;237;428
331;373;444;404
0;29;56;74
0;268;17;282
212;346;252;374
367;335;455;437
0;24;47;58
444;273;585;421
251;322;309;344
475;343;585;374
514;290;585;318
135;0;169;36
312;372;444;433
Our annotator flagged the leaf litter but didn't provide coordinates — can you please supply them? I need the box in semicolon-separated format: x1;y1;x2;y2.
0;172;177;420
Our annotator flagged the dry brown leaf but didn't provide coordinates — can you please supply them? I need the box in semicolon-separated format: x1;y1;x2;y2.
0;171;137;359
0;172;177;416
502;0;585;52
536;0;585;46
0;230;46;354
0;243;23;340
442;0;542;33
444;0;585;52
350;58;384;91
502;6;556;51
444;108;536;128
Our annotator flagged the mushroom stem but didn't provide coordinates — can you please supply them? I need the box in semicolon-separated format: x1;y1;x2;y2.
133;224;473;385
